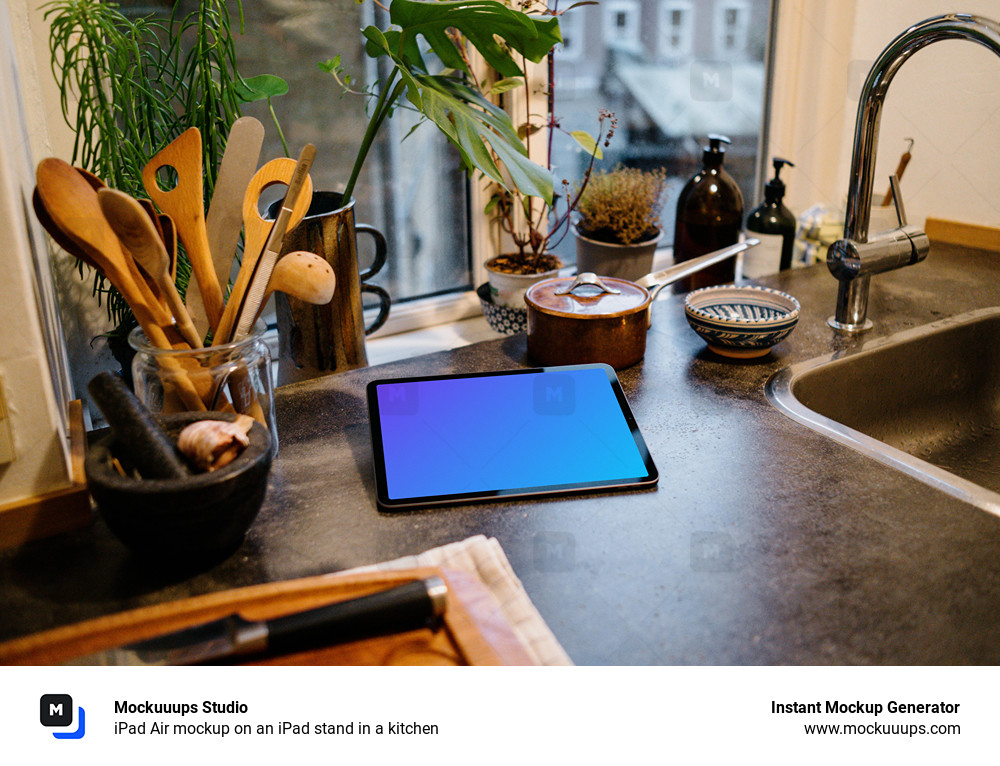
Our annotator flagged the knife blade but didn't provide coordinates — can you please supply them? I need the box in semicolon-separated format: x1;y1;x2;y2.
66;576;447;666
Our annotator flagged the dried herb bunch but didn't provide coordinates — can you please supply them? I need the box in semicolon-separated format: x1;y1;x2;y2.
575;165;668;245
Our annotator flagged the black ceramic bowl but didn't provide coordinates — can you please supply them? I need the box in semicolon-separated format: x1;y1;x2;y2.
84;412;273;564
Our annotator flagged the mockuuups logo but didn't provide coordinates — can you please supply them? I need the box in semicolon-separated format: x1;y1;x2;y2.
40;694;86;739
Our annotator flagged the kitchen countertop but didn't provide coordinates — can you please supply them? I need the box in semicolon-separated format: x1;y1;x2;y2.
3;242;1000;664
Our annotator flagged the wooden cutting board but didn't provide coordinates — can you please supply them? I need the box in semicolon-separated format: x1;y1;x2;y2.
0;567;536;666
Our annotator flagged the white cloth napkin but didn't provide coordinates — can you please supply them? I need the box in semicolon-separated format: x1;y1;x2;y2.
346;535;572;666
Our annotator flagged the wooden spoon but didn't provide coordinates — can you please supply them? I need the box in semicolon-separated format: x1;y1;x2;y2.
32;186;104;273
183;117;264;340
206;117;265;292
213;156;314;344
251;251;336;325
36;160;158;326
73;166;104;191
98;188;203;348
142;128;225;332
37;159;207;412
137;198;165;243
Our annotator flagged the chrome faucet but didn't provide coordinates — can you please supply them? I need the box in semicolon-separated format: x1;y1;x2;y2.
827;13;1000;332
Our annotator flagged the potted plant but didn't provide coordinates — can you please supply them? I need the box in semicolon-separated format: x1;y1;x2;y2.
484;108;615;307
44;0;287;368
324;1;611;310
303;0;599;347
573;165;668;281
322;0;562;207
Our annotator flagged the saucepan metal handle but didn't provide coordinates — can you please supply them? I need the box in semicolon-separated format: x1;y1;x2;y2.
554;272;622;296
635;238;761;300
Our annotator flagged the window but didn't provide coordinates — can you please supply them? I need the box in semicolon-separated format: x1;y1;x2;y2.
235;2;471;311
556;7;584;61
550;0;769;266
603;1;641;49
117;0;772;335
715;1;752;58
658;1;694;60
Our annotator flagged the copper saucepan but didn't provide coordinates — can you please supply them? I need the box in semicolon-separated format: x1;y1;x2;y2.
524;239;759;370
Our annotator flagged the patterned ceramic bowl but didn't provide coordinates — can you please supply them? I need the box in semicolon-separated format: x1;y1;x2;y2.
684;285;800;358
477;282;527;335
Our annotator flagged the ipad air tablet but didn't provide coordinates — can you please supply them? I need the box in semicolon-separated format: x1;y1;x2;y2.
367;363;658;510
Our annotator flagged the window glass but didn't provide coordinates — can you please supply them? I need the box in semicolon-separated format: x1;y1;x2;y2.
659;1;695;59
120;1;770;307
121;0;472;306
603;1;642;49
715;1;752;57
550;0;770;265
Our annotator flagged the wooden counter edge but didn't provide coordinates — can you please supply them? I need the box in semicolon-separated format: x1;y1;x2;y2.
925;218;1000;252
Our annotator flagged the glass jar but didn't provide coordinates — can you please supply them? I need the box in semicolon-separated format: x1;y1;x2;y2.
128;326;277;453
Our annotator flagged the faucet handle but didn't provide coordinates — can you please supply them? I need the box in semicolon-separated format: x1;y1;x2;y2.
888;174;907;227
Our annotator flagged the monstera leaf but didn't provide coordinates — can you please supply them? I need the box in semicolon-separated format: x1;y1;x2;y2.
362;16;554;203
416;73;552;201
372;0;561;78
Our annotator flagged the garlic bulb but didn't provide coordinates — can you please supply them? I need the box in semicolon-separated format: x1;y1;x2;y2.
177;415;255;472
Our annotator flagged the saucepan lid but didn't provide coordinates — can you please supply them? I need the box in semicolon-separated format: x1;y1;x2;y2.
525;273;651;319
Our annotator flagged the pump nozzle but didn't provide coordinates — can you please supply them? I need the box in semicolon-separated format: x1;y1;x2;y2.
771;157;794;180
706;134;731;150
703;134;731;166
764;157;795;202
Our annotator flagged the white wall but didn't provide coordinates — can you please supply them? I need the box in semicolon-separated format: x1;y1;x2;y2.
770;0;1000;232
0;1;73;502
7;0;121;416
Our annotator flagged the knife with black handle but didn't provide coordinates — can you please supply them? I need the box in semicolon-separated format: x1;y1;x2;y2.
67;576;448;666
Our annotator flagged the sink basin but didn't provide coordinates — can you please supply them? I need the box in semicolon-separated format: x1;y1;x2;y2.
766;307;1000;516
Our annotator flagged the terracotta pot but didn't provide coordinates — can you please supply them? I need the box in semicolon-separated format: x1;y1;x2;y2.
573;225;662;282
485;254;561;308
525;273;652;370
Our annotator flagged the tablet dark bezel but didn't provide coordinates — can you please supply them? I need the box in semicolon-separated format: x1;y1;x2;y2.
366;364;658;511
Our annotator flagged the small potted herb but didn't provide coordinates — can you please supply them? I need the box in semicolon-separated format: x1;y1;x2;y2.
573;165;668;281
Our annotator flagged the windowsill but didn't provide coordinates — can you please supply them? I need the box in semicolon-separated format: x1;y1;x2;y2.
365;315;501;366
362;246;678;366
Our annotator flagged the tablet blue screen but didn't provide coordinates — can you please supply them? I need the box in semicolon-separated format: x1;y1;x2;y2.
375;367;649;500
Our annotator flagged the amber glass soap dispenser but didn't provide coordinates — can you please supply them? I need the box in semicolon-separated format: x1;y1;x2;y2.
673;134;744;292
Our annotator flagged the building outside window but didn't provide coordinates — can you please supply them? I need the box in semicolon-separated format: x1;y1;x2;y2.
603;0;642;50
658;0;695;60
556;8;585;61
549;0;770;266
715;0;753;57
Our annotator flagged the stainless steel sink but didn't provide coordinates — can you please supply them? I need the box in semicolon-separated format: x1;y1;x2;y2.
766;307;1000;516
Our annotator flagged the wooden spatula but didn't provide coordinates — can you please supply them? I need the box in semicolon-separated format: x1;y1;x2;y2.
206;117;265;291
213;153;314;344
142;128;225;333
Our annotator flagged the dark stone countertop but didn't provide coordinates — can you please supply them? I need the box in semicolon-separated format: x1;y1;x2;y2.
3;242;1000;664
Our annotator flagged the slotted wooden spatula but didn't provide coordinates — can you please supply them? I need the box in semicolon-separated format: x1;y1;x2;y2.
142;128;225;334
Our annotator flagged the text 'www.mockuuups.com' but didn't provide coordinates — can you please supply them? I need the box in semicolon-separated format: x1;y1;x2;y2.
772;699;962;737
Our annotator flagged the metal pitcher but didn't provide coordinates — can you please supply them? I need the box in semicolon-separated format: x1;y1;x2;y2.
269;191;390;385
